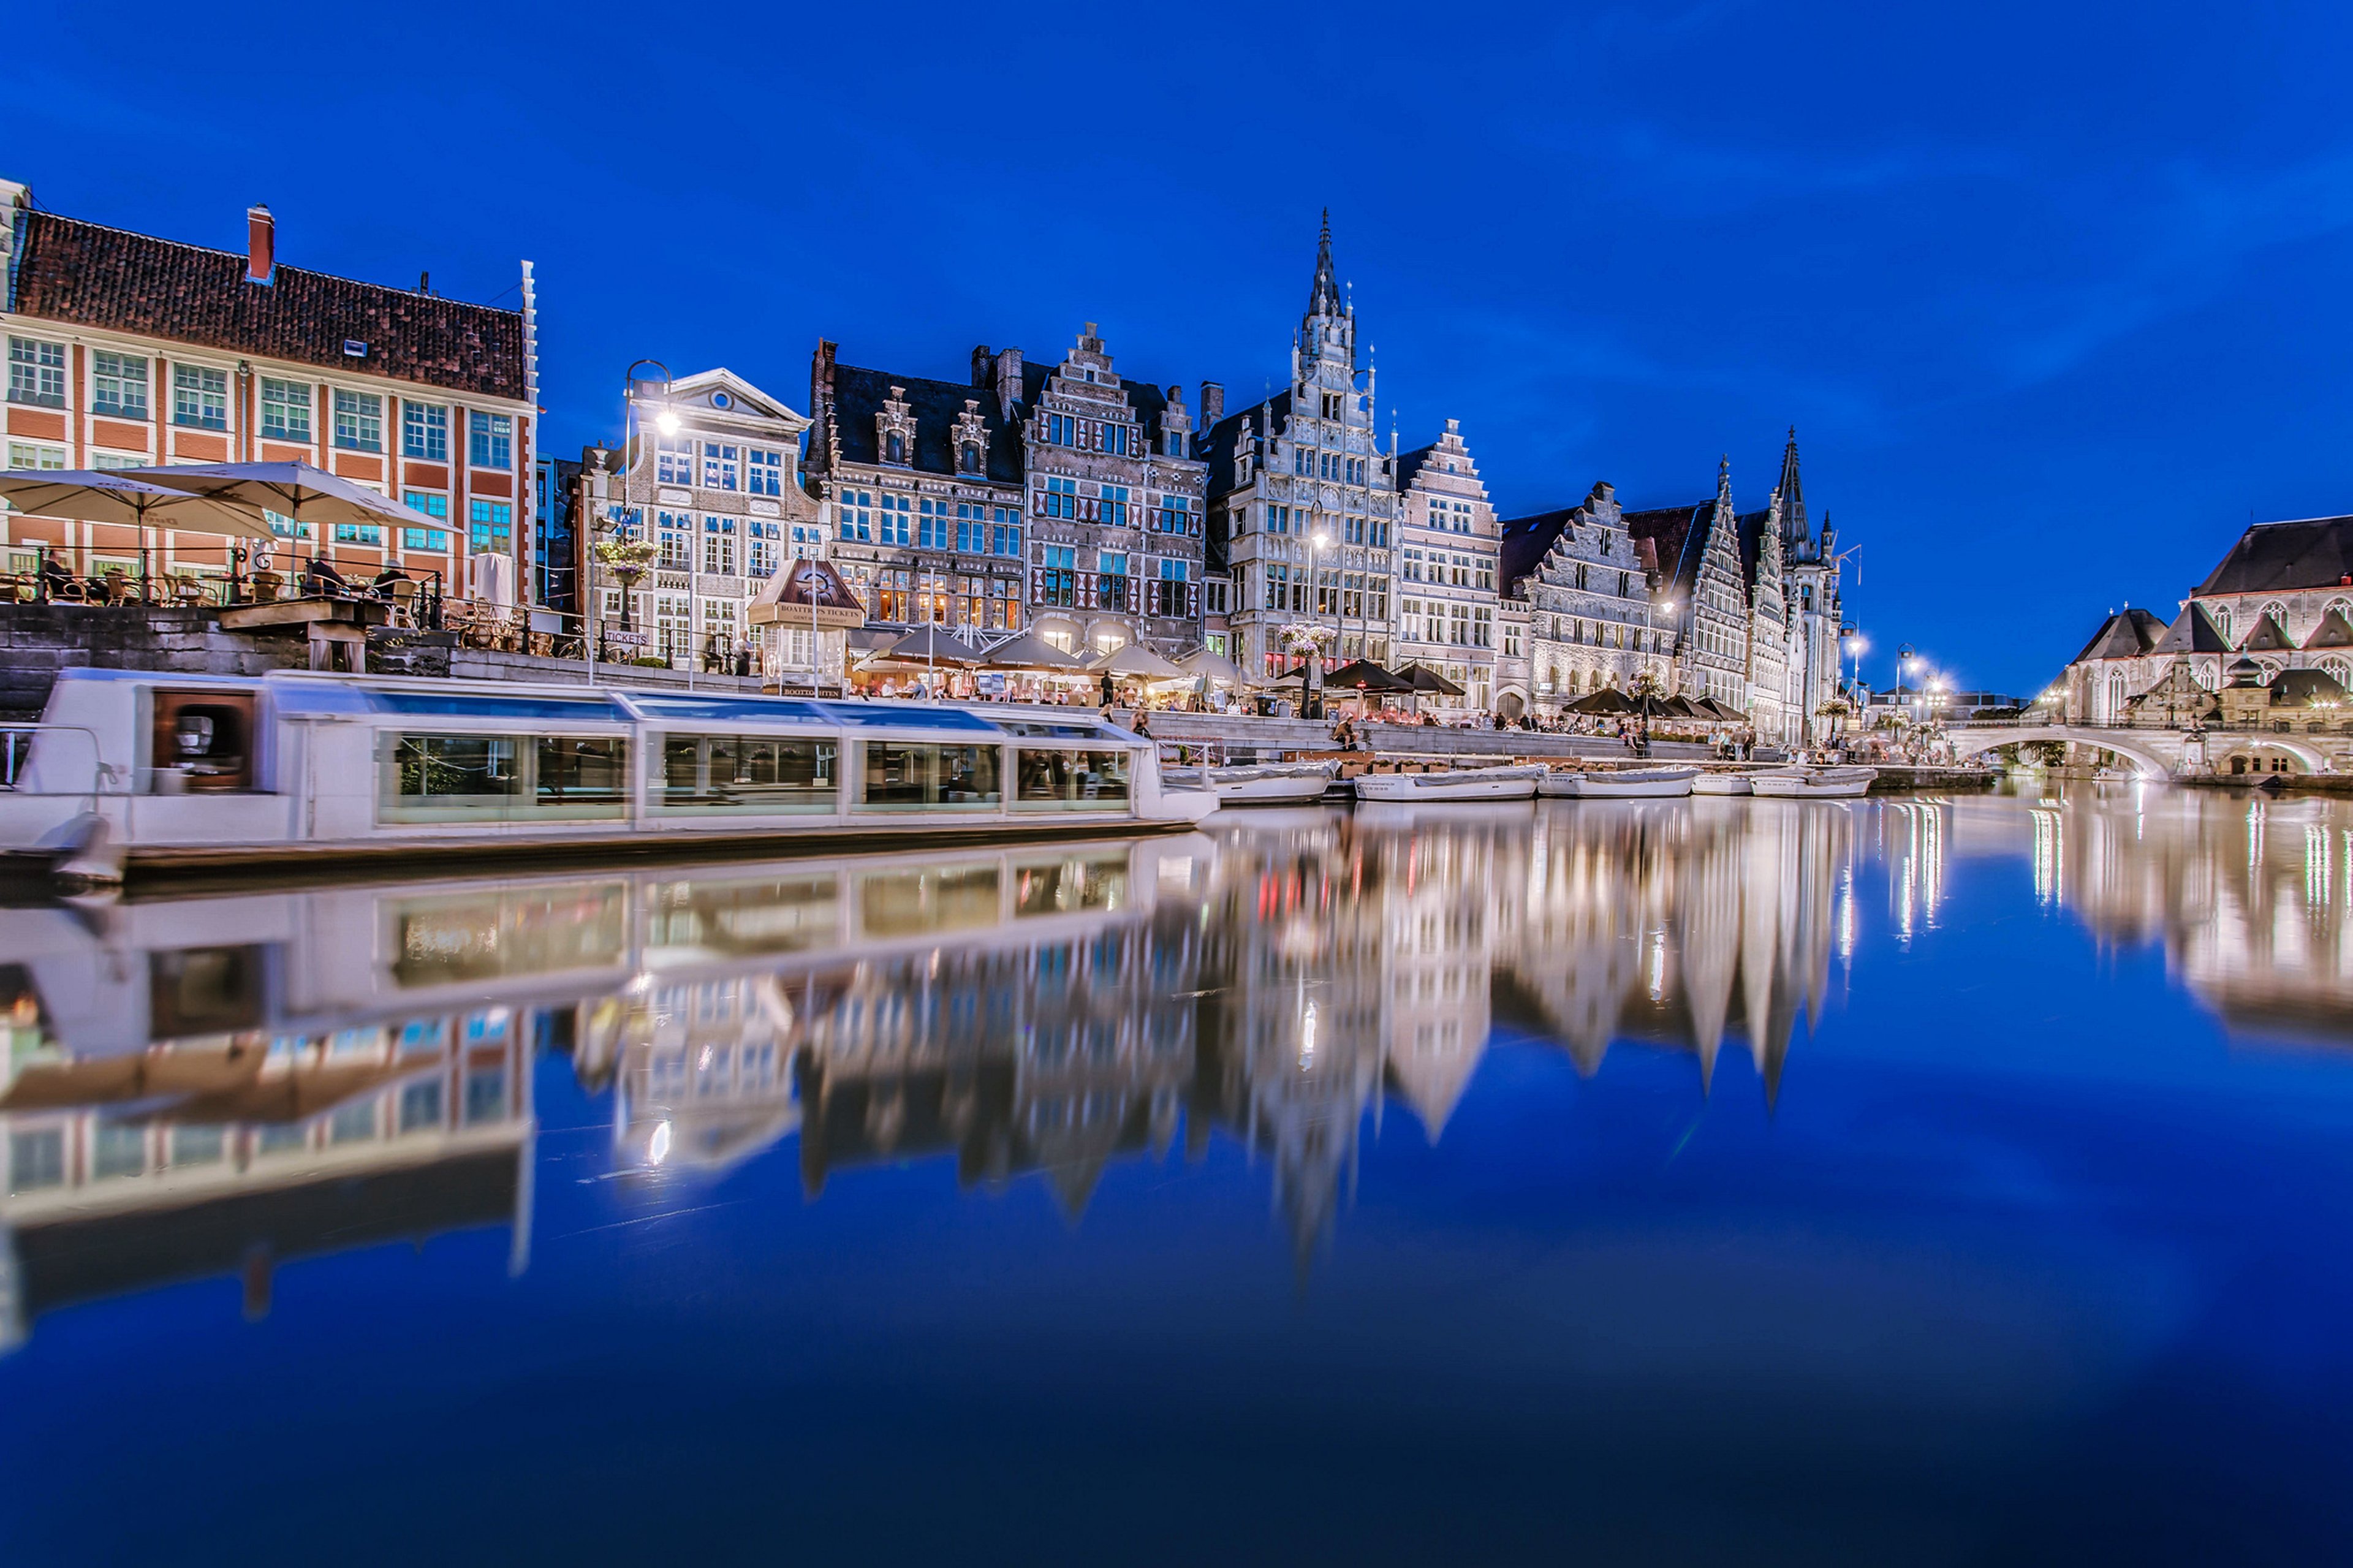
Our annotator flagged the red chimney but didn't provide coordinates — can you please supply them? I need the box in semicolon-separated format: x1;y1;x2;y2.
246;203;275;283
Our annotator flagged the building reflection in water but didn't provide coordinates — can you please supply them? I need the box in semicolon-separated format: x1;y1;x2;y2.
0;796;1886;1343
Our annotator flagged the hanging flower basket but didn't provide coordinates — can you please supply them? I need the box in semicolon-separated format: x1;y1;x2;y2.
594;539;660;578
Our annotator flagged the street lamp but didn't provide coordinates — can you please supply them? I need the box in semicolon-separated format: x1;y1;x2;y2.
1308;529;1333;716
1843;631;1867;696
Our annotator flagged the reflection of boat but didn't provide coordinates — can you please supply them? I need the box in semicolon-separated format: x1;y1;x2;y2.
1352;800;1536;833
1352;765;1545;802
1690;772;1753;797
1165;760;1338;805
1;669;1215;886
1540;767;1699;799
1751;766;1877;798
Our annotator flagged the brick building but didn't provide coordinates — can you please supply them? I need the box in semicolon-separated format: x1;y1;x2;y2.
1393;419;1499;711
1;178;536;601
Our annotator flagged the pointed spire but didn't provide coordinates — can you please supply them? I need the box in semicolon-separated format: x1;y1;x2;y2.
1717;453;1733;509
1776;426;1808;540
1308;208;1341;317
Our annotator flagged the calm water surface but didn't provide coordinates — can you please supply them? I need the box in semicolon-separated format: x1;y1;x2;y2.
4;786;2352;1564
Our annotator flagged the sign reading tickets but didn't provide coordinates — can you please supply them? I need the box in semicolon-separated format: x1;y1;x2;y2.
750;559;868;630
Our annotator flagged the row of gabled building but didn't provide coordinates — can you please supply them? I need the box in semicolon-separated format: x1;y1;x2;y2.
0;175;1849;738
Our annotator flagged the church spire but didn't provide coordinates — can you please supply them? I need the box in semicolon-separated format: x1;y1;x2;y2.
1307;208;1341;317
1776;426;1808;540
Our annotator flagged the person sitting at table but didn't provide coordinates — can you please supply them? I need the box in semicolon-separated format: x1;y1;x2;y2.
371;561;411;597
303;556;350;596
39;556;85;602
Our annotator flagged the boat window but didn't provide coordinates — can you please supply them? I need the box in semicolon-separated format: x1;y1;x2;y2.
645;874;842;956
365;691;623;722
657;734;838;815
150;689;256;793
856;742;1003;811
388;885;629;987
381;733;629;822
1013;852;1129;914
1012;748;1132;811
996;719;1119;740
857;863;1004;936
820;702;1001;733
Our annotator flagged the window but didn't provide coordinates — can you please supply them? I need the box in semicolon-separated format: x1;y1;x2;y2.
1205;577;1230;615
469;411;513;470
382;733;628;822
91;452;143;471
702;514;737;574
748;519;780;577
466;1067;507;1126
334;523;384;545
657;734;838;814
1040;545;1078;608
332;389;382;450
399;1080;444;1132
174;365;231;431
1102;484;1130;528
748;447;785;496
1039;475;1078;519
1046;412;1077;445
404;491;449;520
1148;558;1189;618
958;440;983;474
987;576;1017;629
7;337;65;407
874;567;914;620
657;509;693;569
93;351;149;417
171;1124;226;1165
1293;446;1312;476
1097;553;1131;612
836;488;872;542
1265;504;1293;536
1166;431;1185;456
1013;749;1133;811
858;742;1002;811
700;442;738;490
991;507;1022;559
656;434;694;485
918;496;952;551
1103;423;1130;456
1155;493;1195;534
884;431;907;464
9;1127;64;1193
7;442;66;471
404;528;451;551
469;499;513;555
402;400;448;460
954;501;989;555
877;492;912;546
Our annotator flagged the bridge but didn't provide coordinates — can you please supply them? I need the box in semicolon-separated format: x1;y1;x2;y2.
1944;721;2335;777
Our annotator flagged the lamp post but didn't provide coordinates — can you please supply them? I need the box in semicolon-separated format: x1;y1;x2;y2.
1308;528;1333;718
1645;595;1677;692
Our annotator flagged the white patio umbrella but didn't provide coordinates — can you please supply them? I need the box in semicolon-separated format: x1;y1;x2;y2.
1086;643;1187;681
1175;645;1249;685
132;460;420;534
0;468;275;597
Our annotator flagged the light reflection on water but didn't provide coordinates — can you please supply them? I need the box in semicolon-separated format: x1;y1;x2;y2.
5;784;2353;1558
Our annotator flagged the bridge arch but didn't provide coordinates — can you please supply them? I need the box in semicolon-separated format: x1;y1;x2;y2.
2205;734;2330;774
1949;725;2179;778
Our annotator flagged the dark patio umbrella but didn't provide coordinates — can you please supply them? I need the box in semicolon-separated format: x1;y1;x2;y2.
1699;696;1747;722
1565;687;1634;714
1324;659;1414;693
1392;662;1465;697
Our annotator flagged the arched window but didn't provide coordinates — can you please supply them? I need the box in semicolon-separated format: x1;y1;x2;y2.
2322;656;2351;687
2194;662;2218;690
885;432;907;464
2105;672;2126;720
958;441;982;475
2213;605;2232;641
2262;600;2290;635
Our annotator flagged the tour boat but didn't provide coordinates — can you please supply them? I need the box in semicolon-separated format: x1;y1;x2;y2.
1689;771;1754;796
1164;760;1340;806
1352;764;1546;803
1539;766;1700;799
1748;765;1878;799
0;670;1218;887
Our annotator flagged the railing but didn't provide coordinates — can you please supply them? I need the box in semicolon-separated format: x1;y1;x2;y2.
0;724;116;806
0;542;450;625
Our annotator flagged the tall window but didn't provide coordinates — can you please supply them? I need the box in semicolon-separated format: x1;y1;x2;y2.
469;411;512;469
747;447;784;496
332;389;382;450
835;488;872;542
702;515;737;574
1103;423;1129;456
1039;475;1078;519
1040;545;1077;608
877;493;912;546
991;507;1021;558
259;377;312;440
1102;484;1130;528
403;401;449;460
469;499;513;554
656;434;694;485
7;337;65;407
955;501;987;555
917;496;952;551
1155;493;1194;534
657;510;692;568
1045;412;1076;445
700;442;738;490
1099;552;1130;612
748;520;779;577
176;366;232;431
1150;558;1189;618
92;352;148;417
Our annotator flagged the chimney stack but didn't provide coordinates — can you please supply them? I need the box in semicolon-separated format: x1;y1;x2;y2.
1200;381;1224;425
971;344;993;388
245;203;275;284
993;347;1023;419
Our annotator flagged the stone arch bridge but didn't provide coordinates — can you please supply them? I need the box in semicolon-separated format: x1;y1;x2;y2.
1945;722;2335;778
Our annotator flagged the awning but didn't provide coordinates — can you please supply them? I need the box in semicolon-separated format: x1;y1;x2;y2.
1088;644;1187;680
1176;646;1250;685
1392;662;1466;696
1324;659;1415;693
874;626;985;667
979;632;1089;672
0;469;277;540
130;460;421;532
1564;687;1634;714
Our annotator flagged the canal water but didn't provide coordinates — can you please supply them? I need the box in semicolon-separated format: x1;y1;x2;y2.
3;786;2351;1564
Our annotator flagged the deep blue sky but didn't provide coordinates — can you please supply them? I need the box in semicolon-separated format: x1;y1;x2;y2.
14;1;2353;694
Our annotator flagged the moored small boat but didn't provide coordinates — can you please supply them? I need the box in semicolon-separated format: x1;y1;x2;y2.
1352;763;1546;802
1173;760;1340;806
1540;766;1700;799
1749;765;1877;799
1689;771;1753;796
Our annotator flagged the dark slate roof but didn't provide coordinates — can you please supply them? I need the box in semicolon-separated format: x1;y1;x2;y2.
2240;613;2297;653
2305;608;2353;650
1735;507;1775;591
1202;392;1291;499
2151;602;2232;654
2196;515;2353;597
828;363;1026;483
1622;503;1714;597
1395;443;1437;491
2273;668;2350;705
11;210;525;400
2071;608;2168;664
1497;507;1578;594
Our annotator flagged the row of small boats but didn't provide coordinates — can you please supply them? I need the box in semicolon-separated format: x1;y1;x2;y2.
1169;760;1879;805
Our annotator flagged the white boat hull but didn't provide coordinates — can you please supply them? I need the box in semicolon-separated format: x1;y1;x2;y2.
1205;764;1338;805
1689;773;1752;796
1540;767;1699;799
1354;765;1544;803
1750;767;1876;799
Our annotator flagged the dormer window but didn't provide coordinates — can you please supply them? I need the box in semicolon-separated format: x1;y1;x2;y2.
958;441;983;475
885;432;907;464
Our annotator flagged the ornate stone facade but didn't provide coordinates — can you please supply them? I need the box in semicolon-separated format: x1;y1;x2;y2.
1393;419;1500;710
1498;482;1672;705
1205;216;1398;680
1770;433;1846;741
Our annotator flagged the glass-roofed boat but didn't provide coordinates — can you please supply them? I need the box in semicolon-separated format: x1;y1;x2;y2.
0;670;1216;886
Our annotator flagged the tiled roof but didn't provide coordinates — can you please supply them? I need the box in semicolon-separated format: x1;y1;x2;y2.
1496;507;1577;593
827;363;1026;483
2070;608;2167;663
2151;602;2231;654
2273;667;2351;705
1621;502;1713;597
2306;608;2353;650
1202;393;1290;499
2239;612;2297;653
10;210;525;400
2196;515;2353;597
1394;443;1436;491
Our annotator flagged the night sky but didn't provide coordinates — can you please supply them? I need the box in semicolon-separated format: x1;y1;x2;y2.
13;0;2352;695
